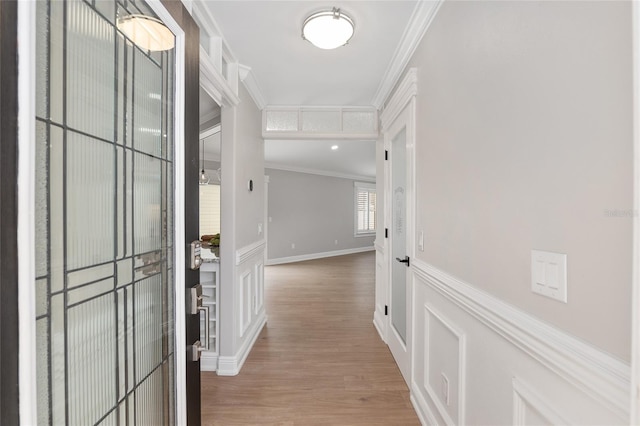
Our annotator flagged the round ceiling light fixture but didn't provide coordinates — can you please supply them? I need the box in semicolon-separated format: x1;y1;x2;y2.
302;8;355;50
118;15;175;52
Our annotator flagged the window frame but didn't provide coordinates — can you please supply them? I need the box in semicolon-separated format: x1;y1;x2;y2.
354;181;376;237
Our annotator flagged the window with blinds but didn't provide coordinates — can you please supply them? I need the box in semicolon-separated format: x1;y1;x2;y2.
200;183;221;236
355;182;376;235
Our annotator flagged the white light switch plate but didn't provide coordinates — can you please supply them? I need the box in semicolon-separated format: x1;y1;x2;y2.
531;250;567;303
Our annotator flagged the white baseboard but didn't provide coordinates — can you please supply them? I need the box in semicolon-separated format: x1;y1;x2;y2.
217;313;267;376
266;246;374;266
373;310;386;343
200;352;218;372
410;390;439;426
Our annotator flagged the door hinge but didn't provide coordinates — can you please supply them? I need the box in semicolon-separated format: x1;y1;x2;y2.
384;305;388;316
384;150;388;161
385;228;388;238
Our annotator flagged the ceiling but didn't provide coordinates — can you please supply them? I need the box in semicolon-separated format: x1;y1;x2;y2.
198;1;420;180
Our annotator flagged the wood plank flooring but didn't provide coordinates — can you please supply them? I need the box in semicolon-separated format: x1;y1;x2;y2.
201;252;420;425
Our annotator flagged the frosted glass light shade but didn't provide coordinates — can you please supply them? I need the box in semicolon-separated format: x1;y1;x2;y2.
302;8;354;50
118;15;174;52
199;169;210;185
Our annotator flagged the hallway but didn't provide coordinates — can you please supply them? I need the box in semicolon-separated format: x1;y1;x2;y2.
201;252;419;425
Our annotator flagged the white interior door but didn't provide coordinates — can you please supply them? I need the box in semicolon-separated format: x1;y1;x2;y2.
386;105;413;385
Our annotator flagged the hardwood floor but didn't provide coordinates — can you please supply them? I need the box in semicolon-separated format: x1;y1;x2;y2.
201;252;420;425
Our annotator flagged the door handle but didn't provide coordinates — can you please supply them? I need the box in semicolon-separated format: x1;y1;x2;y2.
395;256;410;267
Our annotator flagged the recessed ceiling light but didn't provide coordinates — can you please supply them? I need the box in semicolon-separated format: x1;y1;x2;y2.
118;15;175;52
302;8;355;50
331;145;339;150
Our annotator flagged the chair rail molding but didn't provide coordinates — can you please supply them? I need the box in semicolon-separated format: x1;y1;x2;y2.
412;258;630;420
236;239;266;265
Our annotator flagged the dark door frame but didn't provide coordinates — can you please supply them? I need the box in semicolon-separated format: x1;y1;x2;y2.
161;1;201;425
0;0;21;424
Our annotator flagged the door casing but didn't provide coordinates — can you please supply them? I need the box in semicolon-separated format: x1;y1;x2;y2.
379;68;418;388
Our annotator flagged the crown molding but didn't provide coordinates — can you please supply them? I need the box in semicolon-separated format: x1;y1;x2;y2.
371;0;443;109
239;64;267;110
379;68;417;131
264;162;376;183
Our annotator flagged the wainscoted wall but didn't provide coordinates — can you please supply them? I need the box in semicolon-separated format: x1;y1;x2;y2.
217;240;267;376
410;259;629;425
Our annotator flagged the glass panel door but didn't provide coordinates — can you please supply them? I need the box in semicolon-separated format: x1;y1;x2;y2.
391;127;407;344
35;0;176;424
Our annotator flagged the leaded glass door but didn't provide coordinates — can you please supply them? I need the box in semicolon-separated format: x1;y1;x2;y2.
34;0;177;424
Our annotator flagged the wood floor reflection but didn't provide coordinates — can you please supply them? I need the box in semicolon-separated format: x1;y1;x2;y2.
201;252;420;425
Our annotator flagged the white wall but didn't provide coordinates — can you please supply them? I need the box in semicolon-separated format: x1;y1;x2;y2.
381;1;633;424
218;83;266;375
265;168;375;264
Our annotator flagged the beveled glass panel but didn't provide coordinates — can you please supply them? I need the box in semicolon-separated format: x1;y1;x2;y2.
135;368;163;426
133;48;162;157
35;121;48;278
67;294;117;425
36;318;49;426
391;127;407;343
35;1;48;119
135;275;163;382
134;152;162;254
66;132;115;270
67;0;115;141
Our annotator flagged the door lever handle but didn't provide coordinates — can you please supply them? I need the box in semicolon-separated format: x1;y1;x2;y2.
395;256;410;267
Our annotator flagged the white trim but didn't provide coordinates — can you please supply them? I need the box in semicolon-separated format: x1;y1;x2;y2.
372;0;442;109
266;246;374;266
200;352;218;372
262;105;378;140
265;162;376;183
512;377;568;425
17;0;37;423
199;124;221;140
236;239;266;265
354;181;377;236
380;68;418;132
239;64;266;110
382;73;416;386
217;312;267;376
412;258;631;420
200;46;240;108
410;392;439;426
147;1;188;423
423;304;466;426
632;1;640;422
373;311;386;343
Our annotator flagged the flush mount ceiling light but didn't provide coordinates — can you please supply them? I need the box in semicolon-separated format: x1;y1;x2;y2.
118;15;175;52
302;8;355;50
331;145;339;150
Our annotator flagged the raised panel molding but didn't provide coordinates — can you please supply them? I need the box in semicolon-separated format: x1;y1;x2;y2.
239;271;252;337
513;378;568;425
412;259;630;420
423;305;466;426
